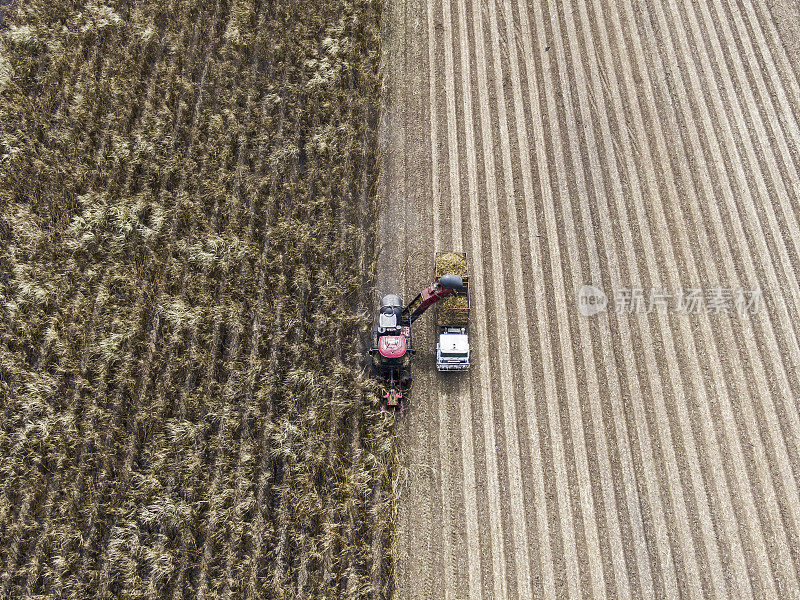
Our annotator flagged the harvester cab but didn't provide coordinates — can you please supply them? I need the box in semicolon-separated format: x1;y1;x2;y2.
377;294;402;332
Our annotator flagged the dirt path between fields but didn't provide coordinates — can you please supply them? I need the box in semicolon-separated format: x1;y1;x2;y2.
379;0;800;598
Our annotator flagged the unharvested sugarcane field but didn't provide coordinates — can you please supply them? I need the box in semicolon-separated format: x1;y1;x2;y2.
0;0;395;597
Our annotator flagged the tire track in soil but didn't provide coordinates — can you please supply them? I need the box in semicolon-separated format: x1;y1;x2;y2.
380;0;800;598
438;0;485;595
435;0;485;596
381;0;434;594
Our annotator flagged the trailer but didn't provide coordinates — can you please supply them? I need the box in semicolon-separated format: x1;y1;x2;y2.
435;252;470;371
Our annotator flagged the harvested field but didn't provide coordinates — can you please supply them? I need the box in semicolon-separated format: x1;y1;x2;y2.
0;0;394;598
379;0;800;598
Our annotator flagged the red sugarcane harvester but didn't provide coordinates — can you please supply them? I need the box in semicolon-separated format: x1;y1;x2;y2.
370;253;471;412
